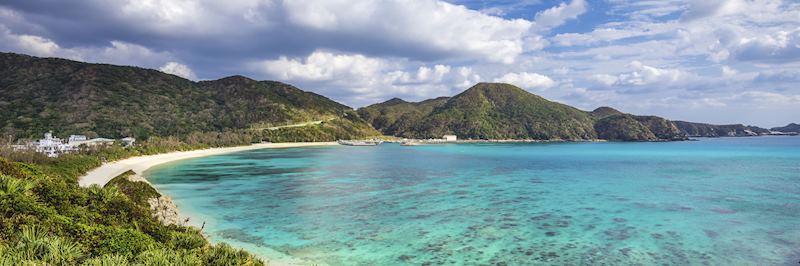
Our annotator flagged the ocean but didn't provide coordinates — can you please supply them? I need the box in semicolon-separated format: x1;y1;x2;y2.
146;136;800;265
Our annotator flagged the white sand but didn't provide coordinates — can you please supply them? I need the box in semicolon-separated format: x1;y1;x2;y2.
78;142;338;187
77;142;338;265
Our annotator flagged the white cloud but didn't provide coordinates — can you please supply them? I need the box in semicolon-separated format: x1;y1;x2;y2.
590;61;693;87
680;0;746;21
254;51;388;84
159;62;198;80
725;91;800;105
754;70;800;83
493;72;555;90
252;50;481;105
0;25;62;57
727;28;800;62
615;61;688;86
589;74;619;86
533;0;587;30
1;24;191;76
721;66;737;77
280;0;534;63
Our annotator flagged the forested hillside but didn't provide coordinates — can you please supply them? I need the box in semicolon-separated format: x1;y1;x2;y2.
0;52;377;141
359;84;687;141
360;83;598;140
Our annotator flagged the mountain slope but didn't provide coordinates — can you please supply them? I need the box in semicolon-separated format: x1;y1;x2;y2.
589;107;686;141
360;83;598;140
770;123;800;133
357;97;449;136
360;86;688;141
593;114;657;141
673;121;769;137
0;52;377;140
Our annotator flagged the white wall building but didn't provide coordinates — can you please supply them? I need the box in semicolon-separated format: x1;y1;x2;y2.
121;137;136;147
443;135;457;141
34;132;76;157
68;135;87;143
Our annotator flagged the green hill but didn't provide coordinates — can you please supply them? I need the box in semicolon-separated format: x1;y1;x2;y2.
357;97;449;136
592;113;685;141
360;83;598;140
588;106;624;119
0;52;377;142
359;85;688;141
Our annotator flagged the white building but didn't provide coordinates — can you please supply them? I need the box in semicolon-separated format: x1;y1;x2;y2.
71;138;115;147
121;137;136;147
68;135;87;143
443;135;457;141
34;132;76;157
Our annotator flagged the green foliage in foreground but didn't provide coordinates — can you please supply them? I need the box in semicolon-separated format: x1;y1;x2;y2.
0;155;264;265
105;171;160;206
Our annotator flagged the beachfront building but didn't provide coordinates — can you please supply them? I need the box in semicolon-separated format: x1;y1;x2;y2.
121;137;136;147
34;132;76;157
68;135;87;143
19;131;123;157
443;135;457;141
68;135;115;147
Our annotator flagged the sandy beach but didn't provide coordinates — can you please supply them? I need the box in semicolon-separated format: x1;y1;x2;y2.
78;142;338;187
76;142;338;266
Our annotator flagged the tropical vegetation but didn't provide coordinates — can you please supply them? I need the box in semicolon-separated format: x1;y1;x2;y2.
0;142;265;265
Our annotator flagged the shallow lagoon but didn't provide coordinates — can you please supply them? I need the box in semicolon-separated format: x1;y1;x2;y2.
147;136;800;265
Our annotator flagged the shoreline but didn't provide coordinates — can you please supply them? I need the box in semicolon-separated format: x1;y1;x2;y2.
77;141;338;265
78;142;338;187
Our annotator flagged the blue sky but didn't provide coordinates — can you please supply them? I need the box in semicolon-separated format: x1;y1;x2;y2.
1;0;798;127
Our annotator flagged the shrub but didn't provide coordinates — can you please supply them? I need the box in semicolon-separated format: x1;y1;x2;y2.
199;242;264;266
168;231;207;250
81;254;130;266
0;226;84;266
135;248;200;265
96;228;156;257
105;170;160;206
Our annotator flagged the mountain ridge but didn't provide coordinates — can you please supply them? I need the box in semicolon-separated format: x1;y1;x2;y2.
673;121;769;137
358;83;688;141
0;52;378;141
770;123;800;133
2;52;782;142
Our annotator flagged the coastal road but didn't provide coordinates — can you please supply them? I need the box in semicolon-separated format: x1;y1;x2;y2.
256;118;337;131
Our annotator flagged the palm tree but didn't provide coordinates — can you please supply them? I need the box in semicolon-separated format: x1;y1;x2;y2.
81;254;130;266
0;226;84;266
0;174;36;197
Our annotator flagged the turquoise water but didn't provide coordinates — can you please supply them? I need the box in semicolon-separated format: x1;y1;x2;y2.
146;137;800;265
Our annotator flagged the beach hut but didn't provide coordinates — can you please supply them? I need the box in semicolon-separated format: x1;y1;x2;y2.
443;135;457;141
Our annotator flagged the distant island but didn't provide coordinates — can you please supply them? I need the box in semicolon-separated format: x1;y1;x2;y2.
770;123;800;134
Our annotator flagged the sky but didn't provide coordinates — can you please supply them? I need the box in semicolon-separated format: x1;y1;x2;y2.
1;0;798;127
